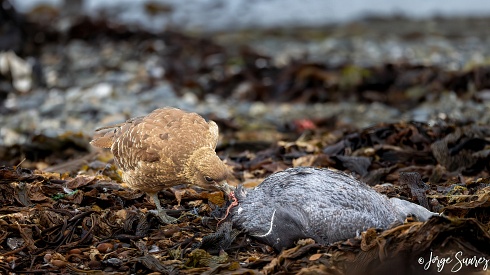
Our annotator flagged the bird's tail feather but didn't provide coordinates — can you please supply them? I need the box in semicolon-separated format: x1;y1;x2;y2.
90;126;120;148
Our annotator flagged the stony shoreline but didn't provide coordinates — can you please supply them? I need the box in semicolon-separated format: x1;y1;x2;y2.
2;17;490;147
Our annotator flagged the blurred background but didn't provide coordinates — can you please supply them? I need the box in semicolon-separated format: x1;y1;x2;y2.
2;0;490;168
10;0;490;32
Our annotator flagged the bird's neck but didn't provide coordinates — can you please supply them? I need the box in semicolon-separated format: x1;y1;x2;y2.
184;147;214;177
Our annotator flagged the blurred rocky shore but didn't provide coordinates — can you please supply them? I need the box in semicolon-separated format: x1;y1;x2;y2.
1;0;490;166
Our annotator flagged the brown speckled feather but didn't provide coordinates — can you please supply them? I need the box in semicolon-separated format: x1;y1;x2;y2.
90;107;227;194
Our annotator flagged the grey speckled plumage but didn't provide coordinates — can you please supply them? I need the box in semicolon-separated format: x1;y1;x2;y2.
231;167;436;251
90;107;230;223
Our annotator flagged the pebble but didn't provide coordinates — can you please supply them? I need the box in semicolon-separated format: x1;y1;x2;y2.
87;83;113;99
6;237;24;250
